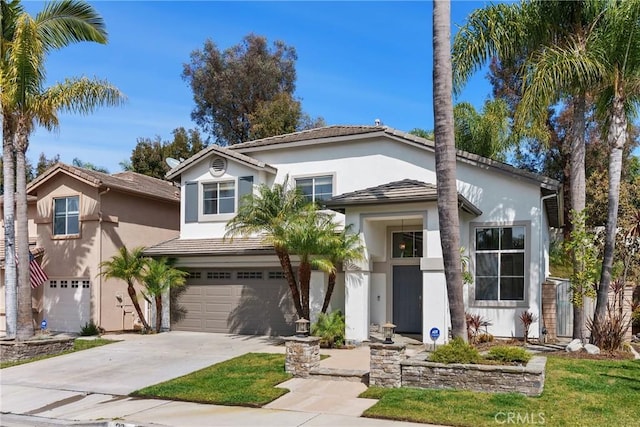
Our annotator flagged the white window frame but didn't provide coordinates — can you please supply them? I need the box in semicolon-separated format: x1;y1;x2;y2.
53;196;80;236
294;174;334;203
470;222;530;308
199;179;236;221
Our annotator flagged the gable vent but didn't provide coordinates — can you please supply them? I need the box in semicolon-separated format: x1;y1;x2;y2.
209;157;227;177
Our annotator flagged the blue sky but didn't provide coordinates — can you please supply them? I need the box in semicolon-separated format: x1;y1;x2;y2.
23;1;500;172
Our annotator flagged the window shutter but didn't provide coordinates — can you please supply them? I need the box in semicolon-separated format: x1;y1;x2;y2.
185;182;198;223
238;176;254;207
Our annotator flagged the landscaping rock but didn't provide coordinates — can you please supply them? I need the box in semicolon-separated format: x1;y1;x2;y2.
566;339;583;352
584;344;600;355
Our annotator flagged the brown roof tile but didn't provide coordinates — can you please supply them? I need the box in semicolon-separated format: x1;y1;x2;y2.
27;163;179;202
325;179;482;216
144;237;274;257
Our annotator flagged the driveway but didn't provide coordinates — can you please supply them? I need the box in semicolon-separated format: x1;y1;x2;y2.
1;331;283;395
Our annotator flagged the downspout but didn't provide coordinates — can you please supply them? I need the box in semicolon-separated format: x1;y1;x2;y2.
97;187;110;327
539;193;556;339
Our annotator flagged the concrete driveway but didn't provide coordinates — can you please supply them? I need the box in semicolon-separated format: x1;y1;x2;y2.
1;331;283;396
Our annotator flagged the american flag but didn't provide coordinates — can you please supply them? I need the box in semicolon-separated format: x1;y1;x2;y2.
29;252;48;289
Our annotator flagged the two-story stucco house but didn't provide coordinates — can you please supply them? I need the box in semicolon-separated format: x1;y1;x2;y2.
0;163;180;334
146;125;562;344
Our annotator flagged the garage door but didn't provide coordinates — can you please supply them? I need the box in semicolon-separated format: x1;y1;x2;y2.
173;269;297;335
44;279;91;333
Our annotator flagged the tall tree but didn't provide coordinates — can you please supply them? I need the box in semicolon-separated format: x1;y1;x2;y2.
592;0;640;339
453;0;605;339
99;246;151;332
433;0;466;341
183;33;322;145
2;0;124;340
72;157;108;173
35;152;59;176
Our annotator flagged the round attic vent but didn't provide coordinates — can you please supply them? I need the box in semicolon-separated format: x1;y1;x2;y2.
209;157;227;177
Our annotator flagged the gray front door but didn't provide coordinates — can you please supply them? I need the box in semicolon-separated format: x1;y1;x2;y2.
392;265;422;334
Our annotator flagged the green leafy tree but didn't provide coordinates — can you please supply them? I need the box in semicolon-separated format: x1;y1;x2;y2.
183;33;322;145
433;0;466;341
1;0;124;340
99;246;151;332
142;257;187;333
35;152;59;176
129;127;205;179
453;99;513;161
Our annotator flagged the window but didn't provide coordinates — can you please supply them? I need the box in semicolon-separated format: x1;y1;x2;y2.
295;176;333;203
54;196;79;235
237;271;263;280
207;271;231;280
475;226;526;301
392;231;423;258
268;271;286;280
203;181;235;215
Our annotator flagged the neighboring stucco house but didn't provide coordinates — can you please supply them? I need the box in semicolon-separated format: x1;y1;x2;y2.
146;125;562;344
0;163;180;334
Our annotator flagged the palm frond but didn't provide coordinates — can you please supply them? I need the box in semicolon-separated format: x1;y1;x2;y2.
36;0;107;50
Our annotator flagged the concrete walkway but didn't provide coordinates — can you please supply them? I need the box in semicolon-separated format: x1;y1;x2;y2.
0;332;437;427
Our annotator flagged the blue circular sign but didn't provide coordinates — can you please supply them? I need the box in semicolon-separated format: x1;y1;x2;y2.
41;319;47;330
429;327;440;340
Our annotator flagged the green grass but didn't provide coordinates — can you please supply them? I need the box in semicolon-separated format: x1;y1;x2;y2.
1;338;116;369
131;353;292;407
360;356;640;426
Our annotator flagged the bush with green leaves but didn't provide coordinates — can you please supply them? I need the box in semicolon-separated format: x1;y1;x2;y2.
429;337;480;364
486;346;531;364
311;310;345;348
80;320;101;336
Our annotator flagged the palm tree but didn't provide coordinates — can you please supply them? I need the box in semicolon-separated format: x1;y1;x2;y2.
2;1;124;340
226;179;308;318
433;0;466;341
453;99;513;161
452;0;605;339
591;1;640;338
142;257;187;333
319;225;363;314
99;246;151;332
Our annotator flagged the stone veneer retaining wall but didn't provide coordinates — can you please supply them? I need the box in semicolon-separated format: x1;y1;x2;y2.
283;336;320;377
369;342;406;388
0;336;75;362
400;355;547;397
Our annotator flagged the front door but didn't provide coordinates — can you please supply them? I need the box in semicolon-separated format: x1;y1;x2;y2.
392;265;422;334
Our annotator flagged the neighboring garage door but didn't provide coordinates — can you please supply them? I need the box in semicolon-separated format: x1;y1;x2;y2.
44;279;91;333
174;269;297;335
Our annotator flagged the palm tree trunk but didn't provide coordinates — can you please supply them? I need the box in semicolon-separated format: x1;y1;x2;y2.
570;95;587;340
155;295;162;333
321;271;336;314
3;116;17;339
594;93;626;335
127;281;151;332
15;122;33;340
275;247;304;318
298;261;311;320
433;0;467;341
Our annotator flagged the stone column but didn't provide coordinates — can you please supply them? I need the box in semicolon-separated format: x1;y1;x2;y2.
369;342;406;388
284;336;320;377
541;281;558;342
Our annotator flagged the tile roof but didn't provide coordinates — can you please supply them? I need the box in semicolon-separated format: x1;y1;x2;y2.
27;163;179;203
144;237;275;257
165;144;277;181
325;179;482;216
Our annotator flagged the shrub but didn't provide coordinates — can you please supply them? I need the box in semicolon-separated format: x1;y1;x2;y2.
477;333;494;343
429;337;480;364
311;311;345;348
588;309;631;351
486;346;531;364
519;311;537;343
80;320;101;336
465;312;492;344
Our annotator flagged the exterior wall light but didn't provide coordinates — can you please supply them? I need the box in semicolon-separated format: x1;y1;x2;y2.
295;318;310;337
383;322;396;344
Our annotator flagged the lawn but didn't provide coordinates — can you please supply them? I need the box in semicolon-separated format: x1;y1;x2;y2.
131;352;292;407
0;338;116;369
360;356;640;426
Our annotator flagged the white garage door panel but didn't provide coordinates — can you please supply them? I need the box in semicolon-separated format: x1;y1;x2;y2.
44;280;90;333
174;274;296;335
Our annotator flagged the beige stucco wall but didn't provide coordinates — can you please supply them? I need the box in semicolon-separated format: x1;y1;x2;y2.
27;173;179;332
